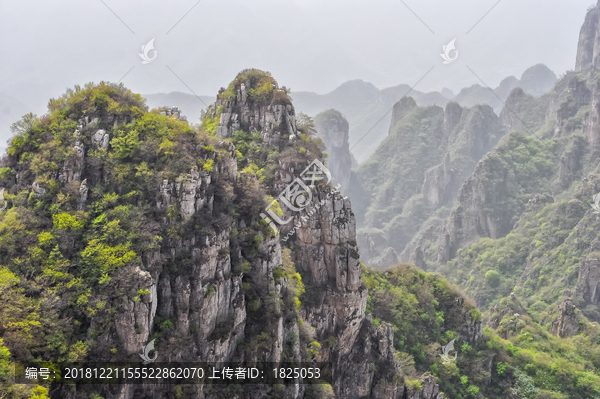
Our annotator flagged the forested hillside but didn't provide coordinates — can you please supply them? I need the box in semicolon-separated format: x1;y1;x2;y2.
2;2;600;398
345;1;600;398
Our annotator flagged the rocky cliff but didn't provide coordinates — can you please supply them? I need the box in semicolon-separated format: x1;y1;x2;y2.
314;110;352;194
0;71;456;398
350;98;503;269
167;71;415;398
210;74;297;143
551;298;583;338
576;1;600;73
430;66;592;268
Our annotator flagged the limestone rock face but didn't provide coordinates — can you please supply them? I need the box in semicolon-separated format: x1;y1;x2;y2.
554;76;592;138
437;170;498;264
335;321;405;399
314;110;352;193
153;226;247;364
59;134;85;184
159;106;188;122
584;78;600;161
423;106;504;262
357;100;502;268
294;190;360;292
575;1;600;73
78;179;88;211
460;309;483;344
499;88;532;133
211;82;297;142
437;149;512;264
405;373;445;399
157;169;213;219
390;96;417;128
422;72;590;268
281;181;409;396
156;142;237;219
422;153;452;206
31;181;46;196
110;265;157;354
575;256;600;305
442;101;462;136
552;298;582;338
558;135;586;189
92;129;110;149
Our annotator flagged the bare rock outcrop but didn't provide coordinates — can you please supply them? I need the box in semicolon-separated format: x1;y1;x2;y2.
404;373;445;399
393;102;501;266
460;308;483;344
422;153;452;206
294;190;361;292
584;78;600;160
437;151;515;264
575;256;600;305
58;132;85;184
314;109;352;193
92;129;110;149
159;106;188;122
391;96;417;127
77;179;88;211
558;135;586;189
31;181;46;196
210;79;297;142
112;267;156;353
499;88;533;133
336;321;405;398
575;1;600;73
442;101;462;137
551;298;582;338
283;181;409;396
554;75;592;138
156;142;237;219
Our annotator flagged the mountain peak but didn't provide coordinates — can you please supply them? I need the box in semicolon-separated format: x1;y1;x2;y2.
331;79;379;96
576;1;600;72
520;64;557;96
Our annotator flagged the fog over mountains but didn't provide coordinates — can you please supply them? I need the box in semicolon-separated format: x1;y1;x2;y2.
145;63;558;162
5;1;600;398
0;0;590;154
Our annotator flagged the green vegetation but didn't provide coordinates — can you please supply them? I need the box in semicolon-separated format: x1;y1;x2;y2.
357;69;600;397
0;74;325;397
350;101;504;266
219;68;291;106
364;263;600;397
5;60;599;399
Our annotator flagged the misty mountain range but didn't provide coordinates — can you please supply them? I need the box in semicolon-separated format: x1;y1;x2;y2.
143;63;557;163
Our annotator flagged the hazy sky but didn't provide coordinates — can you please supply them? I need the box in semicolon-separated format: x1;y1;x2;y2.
0;0;593;140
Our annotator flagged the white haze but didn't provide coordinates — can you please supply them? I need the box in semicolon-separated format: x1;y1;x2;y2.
0;0;593;146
